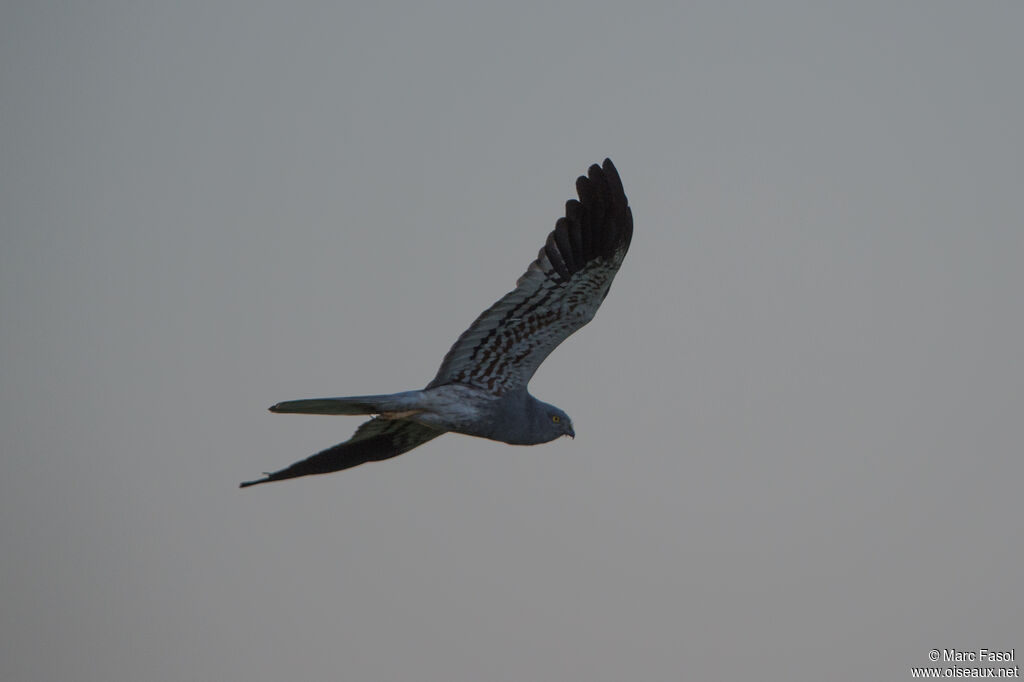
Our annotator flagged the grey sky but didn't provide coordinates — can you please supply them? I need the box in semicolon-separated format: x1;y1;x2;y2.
2;2;1021;681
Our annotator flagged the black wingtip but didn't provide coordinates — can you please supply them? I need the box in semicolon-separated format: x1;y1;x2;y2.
601;158;623;191
239;473;272;488
554;157;631;265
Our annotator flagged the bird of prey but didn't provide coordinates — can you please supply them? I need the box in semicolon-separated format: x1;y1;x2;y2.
240;158;632;488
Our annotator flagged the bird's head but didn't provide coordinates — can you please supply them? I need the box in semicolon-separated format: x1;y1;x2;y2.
540;404;575;441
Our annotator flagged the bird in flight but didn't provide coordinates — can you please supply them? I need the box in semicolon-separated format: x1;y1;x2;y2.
240;158;632;487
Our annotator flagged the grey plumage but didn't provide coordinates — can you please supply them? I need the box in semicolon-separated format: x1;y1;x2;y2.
240;158;632;488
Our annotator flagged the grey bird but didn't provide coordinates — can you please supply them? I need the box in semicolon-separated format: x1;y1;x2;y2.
240;158;632;488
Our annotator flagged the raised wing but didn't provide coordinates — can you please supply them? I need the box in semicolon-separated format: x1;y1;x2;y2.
239;418;443;487
428;158;632;395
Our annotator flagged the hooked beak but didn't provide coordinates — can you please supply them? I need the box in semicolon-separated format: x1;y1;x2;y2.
566;427;575;439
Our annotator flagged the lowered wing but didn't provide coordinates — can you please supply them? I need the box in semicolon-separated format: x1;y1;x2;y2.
239;418;443;487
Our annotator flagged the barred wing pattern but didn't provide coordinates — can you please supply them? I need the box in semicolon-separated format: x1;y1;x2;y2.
239;418;443;487
428;159;632;395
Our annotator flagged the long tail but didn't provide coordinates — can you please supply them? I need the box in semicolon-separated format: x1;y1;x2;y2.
268;390;423;415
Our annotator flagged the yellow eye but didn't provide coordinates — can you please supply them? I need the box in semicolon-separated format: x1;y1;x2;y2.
552;415;561;423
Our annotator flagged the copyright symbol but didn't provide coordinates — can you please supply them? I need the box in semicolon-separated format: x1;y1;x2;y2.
929;650;940;661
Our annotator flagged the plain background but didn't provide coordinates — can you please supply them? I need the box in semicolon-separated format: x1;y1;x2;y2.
2;2;1021;680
